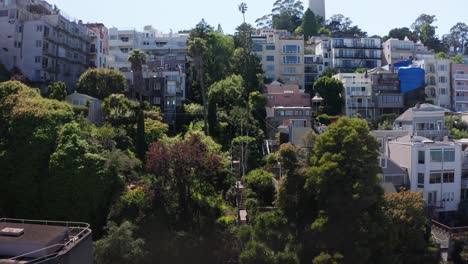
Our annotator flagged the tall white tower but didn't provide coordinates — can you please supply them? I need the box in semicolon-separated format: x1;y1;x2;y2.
308;0;325;19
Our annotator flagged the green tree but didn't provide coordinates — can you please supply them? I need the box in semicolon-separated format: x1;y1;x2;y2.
384;27;418;42
188;37;209;135
301;9;319;40
255;0;304;33
448;22;468;54
325;14;367;38
77;68;126;100
45;122;120;230
383;190;433;263
320;67;338;78
94;221;146;264
135;108;147;160
420;23;442;52
452;54;465;64
436;52;451;59
128;49;148;102
240;241;275;264
411;14;437;38
144;118;168;144
208;74;245;109
0;81;74;218
313;76;344;115
306;117;384;263
243;169;275;206
47;81;68;101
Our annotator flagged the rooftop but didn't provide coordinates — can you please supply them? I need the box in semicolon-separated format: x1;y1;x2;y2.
395;103;449;122
265;83;304;94
0;219;91;263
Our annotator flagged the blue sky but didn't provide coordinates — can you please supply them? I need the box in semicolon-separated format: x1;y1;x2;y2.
47;0;466;37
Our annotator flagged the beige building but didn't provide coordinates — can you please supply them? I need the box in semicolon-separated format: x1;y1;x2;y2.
383;38;434;65
413;58;451;109
252;29;305;88
66;92;103;124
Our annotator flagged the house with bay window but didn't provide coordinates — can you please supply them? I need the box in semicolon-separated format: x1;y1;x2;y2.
388;135;462;217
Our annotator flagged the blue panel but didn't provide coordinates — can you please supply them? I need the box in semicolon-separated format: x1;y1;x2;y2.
398;67;425;94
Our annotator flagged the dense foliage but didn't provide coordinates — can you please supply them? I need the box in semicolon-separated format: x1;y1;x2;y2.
77;68;127;99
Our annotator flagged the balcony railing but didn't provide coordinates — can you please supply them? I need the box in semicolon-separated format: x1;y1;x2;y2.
332;43;381;49
455;84;468;91
335;54;382;59
347;102;375;108
454;74;468;80
414;129;448;136
349;91;371;97
456;96;468;102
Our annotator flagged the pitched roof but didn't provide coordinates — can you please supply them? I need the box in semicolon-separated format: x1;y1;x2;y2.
396;103;449;121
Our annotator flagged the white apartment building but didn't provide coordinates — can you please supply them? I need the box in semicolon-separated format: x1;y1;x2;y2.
327;37;382;73
85;23;109;68
413;58;451;109
0;0;93;92
107;27;139;72
389;135;462;214
252;29;305;88
333;73;375;120
383;38;434;65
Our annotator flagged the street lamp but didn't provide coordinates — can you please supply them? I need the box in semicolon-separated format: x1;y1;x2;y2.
312;93;324;113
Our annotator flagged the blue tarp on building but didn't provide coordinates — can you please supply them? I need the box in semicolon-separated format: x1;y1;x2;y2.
394;60;412;68
398;67;425;94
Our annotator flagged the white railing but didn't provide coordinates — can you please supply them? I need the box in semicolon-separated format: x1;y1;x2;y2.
454;74;468;80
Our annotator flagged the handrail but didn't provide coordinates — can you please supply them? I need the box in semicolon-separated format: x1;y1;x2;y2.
0;218;91;262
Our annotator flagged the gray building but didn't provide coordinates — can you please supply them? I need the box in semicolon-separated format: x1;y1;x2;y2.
394;103;449;141
0;218;92;264
0;0;95;92
368;67;404;116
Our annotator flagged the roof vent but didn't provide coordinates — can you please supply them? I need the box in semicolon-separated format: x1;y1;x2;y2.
0;227;25;237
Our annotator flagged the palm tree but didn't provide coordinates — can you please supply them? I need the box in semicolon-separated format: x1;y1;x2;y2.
188;37;209;135
128;49;147;102
238;2;247;23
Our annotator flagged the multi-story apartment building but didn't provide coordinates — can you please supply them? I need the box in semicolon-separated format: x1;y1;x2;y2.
304;54;324;91
368;67;404;116
328;37;382;73
333;73;375;120
0;218;92;263
413;58;451;109
383;38;434;65
394;103;449;141
85;23;109;68
108;26;188;125
0;0;93;92
452;64;468;112
252;29;305;88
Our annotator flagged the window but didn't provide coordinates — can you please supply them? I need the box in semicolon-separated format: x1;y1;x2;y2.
444;149;455;162
430;149;442;162
439;76;448;83
282;45;300;53
428;191;437;205
429;172;441;184
440;88;447;95
35;40;42;47
266;65;275;72
417;173;424;188
266;55;274;61
284;67;296;73
439;65;447;71
253;45;263;52
36;25;43;32
266;45;275;50
418;151;425;164
34;56;41;63
153;97;161;104
461;189;468;201
0;10;7;17
443;171;455;183
121;37;129;42
283;56;300;64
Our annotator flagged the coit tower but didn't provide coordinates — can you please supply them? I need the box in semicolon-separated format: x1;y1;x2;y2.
308;0;325;19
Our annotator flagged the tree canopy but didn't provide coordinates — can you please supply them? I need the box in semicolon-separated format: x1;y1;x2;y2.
77;68;127;100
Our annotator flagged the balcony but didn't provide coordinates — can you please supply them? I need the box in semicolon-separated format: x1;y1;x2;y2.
456;96;468;102
335;53;382;59
349;91;371;97
347;102;375;108
414;129;448;137
393;46;413;51
332;43;381;49
454;84;468;91
454;74;468;80
377;79;399;85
